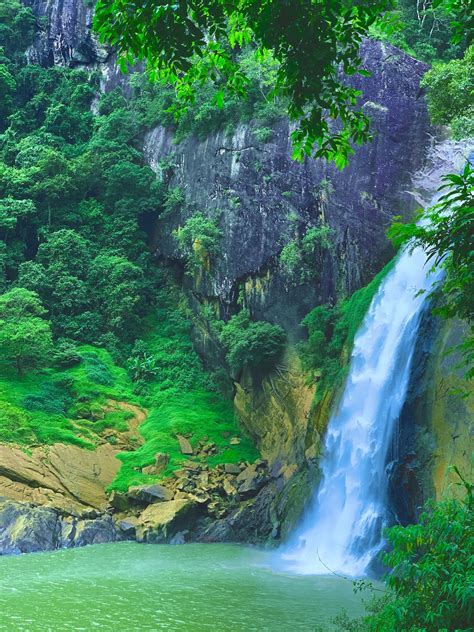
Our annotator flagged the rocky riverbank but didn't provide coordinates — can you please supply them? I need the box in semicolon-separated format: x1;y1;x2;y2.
0;453;316;554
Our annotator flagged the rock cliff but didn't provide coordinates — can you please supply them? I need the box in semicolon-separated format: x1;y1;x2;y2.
145;39;430;336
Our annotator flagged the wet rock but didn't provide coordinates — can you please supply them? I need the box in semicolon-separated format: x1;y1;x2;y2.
0;499;119;555
169;530;189;545
177;435;193;455
127;484;174;504
135;500;196;543
115;517;139;538
67;516;118;547
0;499;61;555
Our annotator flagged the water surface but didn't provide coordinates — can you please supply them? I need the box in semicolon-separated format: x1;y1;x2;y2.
0;542;364;631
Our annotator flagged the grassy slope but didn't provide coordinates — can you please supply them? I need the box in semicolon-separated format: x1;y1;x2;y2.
109;302;258;491
0;298;258;492
0;347;137;449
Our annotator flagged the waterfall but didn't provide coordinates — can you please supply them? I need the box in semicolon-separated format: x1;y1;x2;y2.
279;140;472;578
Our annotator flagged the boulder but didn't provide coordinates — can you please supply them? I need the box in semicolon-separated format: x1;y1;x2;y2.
177;435;193;455
127;484;174;504
155;453;170;472
236;465;266;496
63;516;119;548
0;499;60;555
115;516;139;537
141;465;158;476
223;479;238;497
135;499;196;543
224;463;241;475
109;490;130;512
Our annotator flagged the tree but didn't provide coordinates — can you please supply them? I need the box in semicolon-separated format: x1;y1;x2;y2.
88;253;146;337
0;288;53;374
421;44;474;138
219;309;286;375
94;0;396;168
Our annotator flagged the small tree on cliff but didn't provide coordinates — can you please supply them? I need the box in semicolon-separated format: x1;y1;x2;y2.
0;288;53;374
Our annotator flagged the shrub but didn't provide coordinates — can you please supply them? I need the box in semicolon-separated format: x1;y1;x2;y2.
162;186;185;218
335;471;473;632
174;212;222;273
53;340;82;368
253;126;273;143
219;309;286;375
22;378;73;416
421;45;473;138
81;351;114;386
279;224;333;285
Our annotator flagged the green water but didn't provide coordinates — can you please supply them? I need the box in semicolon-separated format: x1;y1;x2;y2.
0;542;365;631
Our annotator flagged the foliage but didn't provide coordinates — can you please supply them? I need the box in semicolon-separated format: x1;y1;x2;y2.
335;472;473;631
174;212;222;273
219;309;286;376
0;288;53;374
371;0;470;61
421;45;474;138
110;295;259;491
130;47;285;142
94;0;398;168
0;7;163;350
0;345;138;447
279;224;333;285
389;162;474;377
301;259;396;397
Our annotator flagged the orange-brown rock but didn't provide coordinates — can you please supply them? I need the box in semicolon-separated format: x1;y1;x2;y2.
0;443;120;517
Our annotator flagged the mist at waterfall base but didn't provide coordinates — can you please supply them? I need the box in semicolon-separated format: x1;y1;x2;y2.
278;242;442;578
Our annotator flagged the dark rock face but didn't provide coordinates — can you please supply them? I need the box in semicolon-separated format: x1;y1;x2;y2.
388;313;474;527
0;499;119;555
24;0;107;67
145;40;430;336
0;500;61;554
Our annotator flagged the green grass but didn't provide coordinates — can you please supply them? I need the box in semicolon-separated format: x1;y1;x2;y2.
110;391;258;492
0;298;260;491
109;300;259;492
0;346;137;448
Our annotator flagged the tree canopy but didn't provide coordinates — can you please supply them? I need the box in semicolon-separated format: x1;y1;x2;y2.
94;0;472;167
94;0;397;168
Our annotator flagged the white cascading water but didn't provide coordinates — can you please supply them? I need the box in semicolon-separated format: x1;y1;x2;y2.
279;141;472;578
280;245;440;577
